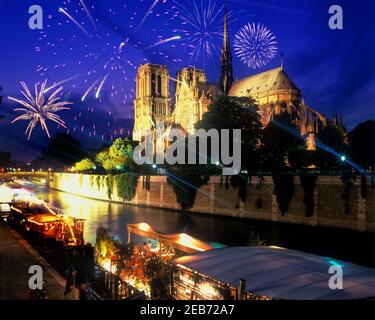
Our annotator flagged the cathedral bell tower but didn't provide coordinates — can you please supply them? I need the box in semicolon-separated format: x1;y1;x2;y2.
133;64;171;141
220;0;234;95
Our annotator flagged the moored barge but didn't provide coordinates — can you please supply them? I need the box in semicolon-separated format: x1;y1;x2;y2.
10;196;85;247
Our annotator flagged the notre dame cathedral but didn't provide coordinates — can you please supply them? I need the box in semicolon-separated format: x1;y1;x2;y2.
132;3;344;151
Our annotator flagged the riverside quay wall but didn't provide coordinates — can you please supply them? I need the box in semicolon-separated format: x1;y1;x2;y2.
49;173;375;232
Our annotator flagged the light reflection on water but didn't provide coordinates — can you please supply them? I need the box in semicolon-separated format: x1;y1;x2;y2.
32;184;221;245
29;184;375;268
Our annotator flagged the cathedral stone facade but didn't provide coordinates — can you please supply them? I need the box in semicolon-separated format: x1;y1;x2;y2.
173;67;222;134
133;3;343;151
133;64;171;142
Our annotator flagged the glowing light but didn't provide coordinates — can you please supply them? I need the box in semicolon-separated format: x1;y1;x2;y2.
178;233;206;252
234;22;278;69
8;80;71;140
138;222;152;232
0;185;14;203
199;282;218;298
102;259;111;272
179;274;195;287
340;155;346;162
328;260;343;268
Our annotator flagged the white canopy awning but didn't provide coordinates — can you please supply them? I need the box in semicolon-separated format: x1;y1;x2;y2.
174;246;375;300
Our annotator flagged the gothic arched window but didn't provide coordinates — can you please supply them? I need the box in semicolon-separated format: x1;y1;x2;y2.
157;75;162;96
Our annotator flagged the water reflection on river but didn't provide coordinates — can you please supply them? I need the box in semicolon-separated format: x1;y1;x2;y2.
30;184;375;268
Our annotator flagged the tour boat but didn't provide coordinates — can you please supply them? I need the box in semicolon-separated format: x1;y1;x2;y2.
9;197;85;247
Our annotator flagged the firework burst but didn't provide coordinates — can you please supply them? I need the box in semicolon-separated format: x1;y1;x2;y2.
35;0;183;142
37;0;180;106
8;80;71;140
234;22;278;70
170;0;246;68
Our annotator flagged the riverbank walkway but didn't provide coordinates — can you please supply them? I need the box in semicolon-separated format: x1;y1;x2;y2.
0;221;65;300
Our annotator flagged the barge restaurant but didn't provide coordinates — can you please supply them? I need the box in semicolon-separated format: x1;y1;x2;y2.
172;246;375;300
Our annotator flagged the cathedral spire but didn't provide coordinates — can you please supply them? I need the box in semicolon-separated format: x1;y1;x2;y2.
220;0;233;95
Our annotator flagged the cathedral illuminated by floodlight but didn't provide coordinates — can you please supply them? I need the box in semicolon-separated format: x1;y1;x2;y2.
132;2;344;151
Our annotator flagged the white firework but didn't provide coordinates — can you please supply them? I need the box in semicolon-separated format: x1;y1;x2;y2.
8;80;72;140
234;22;278;69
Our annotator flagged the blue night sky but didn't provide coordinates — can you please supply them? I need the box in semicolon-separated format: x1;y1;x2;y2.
0;0;374;162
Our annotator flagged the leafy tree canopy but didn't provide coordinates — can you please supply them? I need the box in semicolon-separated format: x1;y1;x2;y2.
33;133;86;170
196;96;263;172
315;123;347;170
94;137;137;172
0;151;11;168
348;120;375;170
74;157;95;172
260;112;306;172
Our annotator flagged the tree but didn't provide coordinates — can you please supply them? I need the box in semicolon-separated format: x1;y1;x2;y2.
196;96;263;173
95;137;136;172
259;112;306;214
33;133;86;170
109;137;134;159
315;123;347;170
0;151;11;168
168;97;262;208
260;112;306;172
74;157;95;172
95;149;109;169
348;120;375;171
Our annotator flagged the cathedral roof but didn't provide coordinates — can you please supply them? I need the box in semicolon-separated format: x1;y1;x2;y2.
229;67;300;97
